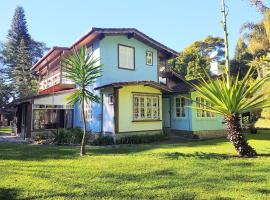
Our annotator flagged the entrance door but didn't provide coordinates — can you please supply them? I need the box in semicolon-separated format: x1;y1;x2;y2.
162;98;171;128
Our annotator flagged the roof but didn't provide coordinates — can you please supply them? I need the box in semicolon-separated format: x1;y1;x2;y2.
162;69;222;93
71;28;178;57
95;81;172;92
8;89;77;106
31;46;70;71
32;27;178;71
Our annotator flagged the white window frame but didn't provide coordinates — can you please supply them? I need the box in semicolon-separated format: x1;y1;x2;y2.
175;96;186;118
108;94;114;105
81;100;92;122
196;97;215;118
133;94;160;121
118;44;135;70
146;51;153;66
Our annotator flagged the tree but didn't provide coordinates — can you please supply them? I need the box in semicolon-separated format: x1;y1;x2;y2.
62;46;103;156
249;0;270;12
170;36;224;80
0;78;12;108
240;10;270;57
188;0;270;157
14;39;38;97
0;6;47;98
230;38;253;79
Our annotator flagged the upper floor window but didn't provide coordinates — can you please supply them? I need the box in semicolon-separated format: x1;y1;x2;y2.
175;97;186;118
146;51;153;65
118;44;135;70
196;97;215;118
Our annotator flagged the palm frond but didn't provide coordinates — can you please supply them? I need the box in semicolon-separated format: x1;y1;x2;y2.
185;65;270;116
61;46;103;106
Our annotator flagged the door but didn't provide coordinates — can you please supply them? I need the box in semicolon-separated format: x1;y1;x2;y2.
21;104;26;139
162;98;171;128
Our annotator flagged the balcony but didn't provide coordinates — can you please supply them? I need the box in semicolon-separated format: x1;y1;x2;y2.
38;71;75;95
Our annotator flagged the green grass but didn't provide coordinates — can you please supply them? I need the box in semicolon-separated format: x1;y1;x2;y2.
0;133;270;200
0;127;12;135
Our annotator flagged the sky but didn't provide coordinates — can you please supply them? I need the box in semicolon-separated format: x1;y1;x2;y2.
0;0;263;57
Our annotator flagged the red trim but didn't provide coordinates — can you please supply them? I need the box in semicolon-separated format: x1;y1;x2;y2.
38;83;76;95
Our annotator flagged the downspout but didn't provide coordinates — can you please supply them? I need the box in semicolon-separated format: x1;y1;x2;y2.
101;92;104;135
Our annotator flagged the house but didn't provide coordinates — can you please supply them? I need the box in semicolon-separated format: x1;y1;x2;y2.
11;27;225;140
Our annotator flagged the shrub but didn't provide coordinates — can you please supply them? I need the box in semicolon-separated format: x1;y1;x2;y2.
53;127;86;145
116;133;166;144
91;135;114;146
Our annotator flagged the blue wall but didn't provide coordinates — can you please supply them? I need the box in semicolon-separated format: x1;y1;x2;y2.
99;35;158;85
168;93;225;132
73;40;102;133
73;35;160;133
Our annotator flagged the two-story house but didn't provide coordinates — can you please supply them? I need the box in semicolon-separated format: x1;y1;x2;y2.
12;28;225;140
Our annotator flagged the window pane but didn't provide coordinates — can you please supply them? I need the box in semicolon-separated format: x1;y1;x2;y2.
133;95;159;120
119;45;134;69
146;51;153;65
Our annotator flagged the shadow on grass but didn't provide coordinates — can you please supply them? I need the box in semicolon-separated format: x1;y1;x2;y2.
0;143;80;161
0;132;269;161
163;152;230;160
0;138;229;161
0;188;19;200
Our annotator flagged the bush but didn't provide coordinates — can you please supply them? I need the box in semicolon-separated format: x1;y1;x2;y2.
53;127;86;145
116;133;166;144
91;135;114;146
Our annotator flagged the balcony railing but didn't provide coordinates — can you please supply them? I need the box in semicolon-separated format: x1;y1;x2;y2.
39;72;74;91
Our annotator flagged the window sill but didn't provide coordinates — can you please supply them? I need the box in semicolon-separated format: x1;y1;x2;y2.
132;119;162;122
196;117;216;120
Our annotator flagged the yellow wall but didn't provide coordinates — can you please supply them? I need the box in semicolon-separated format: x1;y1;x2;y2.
118;85;162;133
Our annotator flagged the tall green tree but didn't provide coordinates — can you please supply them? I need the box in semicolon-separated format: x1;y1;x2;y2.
0;6;47;98
230;38;253;79
188;0;270;157
170;36;224;80
0;78;12;108
62;46;103;156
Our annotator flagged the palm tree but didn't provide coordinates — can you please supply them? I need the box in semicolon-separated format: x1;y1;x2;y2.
62;46;102;156
188;0;270;157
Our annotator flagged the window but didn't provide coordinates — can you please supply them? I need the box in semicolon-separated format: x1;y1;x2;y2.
175;97;186;118
133;94;160;121
32;109;73;130
108;94;114;105
146;51;153;65
196;97;215;118
118;44;135;70
82;100;92;122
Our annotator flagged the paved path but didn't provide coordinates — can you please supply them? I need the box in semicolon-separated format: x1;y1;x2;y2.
0;133;26;143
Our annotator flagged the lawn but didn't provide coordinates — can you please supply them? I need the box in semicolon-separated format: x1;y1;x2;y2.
0;133;269;200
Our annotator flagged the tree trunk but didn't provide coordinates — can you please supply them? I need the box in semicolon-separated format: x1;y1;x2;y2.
224;115;257;157
80;98;87;156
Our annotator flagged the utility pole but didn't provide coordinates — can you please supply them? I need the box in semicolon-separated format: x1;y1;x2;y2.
221;0;230;86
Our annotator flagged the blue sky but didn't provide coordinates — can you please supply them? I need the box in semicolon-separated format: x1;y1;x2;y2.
0;0;262;57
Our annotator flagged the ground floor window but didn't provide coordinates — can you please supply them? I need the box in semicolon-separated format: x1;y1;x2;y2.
175;97;186;118
32;109;73;130
133;94;160;121
196;97;215;118
81;100;92;122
